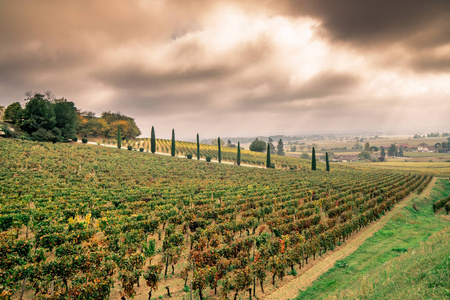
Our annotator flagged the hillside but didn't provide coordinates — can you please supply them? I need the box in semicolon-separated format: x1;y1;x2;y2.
0;139;431;299
91;137;317;169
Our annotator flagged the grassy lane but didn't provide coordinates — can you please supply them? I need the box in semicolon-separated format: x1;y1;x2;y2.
295;178;450;300
265;177;437;300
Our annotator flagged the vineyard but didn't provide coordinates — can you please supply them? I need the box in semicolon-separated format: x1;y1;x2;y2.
0;139;432;299
101;138;309;169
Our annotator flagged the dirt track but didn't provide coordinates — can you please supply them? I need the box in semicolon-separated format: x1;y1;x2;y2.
264;177;437;300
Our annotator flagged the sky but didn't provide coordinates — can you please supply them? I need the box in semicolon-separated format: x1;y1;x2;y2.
1;0;449;139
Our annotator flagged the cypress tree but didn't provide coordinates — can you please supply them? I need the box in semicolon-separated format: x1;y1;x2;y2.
151;126;156;153
311;147;316;171
171;129;175;157
237;141;241;166
326;152;330;172
218;137;222;163
196;133;200;160
117;125;121;149
266;143;271;168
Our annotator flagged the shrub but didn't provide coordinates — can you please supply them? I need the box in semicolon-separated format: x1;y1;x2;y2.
18;134;31;140
82;138;88;144
300;152;310;159
72;136;78;142
127;145;133;151
186;154;193;159
31;128;59;142
206;156;211;162
0;125;17;138
139;148;144;152
336;260;348;268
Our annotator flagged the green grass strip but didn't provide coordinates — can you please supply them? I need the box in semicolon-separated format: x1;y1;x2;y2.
296;178;450;300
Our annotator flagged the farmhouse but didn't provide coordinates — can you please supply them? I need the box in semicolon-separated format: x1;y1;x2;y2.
417;143;435;153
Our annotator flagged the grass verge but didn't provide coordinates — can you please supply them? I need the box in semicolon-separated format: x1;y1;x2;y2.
296;178;450;300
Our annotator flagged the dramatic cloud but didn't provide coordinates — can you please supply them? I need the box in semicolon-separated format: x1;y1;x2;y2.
0;0;449;138
277;0;450;73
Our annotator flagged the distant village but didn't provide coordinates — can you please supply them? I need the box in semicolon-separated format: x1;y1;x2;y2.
332;142;448;162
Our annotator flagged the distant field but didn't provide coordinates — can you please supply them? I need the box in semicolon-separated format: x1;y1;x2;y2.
405;151;450;158
358;161;450;177
286;136;446;153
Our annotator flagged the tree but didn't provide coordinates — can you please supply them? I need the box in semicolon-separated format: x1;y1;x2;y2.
379;146;386;162
100;111;141;139
364;142;370;151
268;138;275;154
4;102;22;124
387;144;398;157
266;143;271;168
353;143;363;149
53;99;78;139
311;147;316;171
151;126;156;153
249;138;266;152
117;125;122;149
20;93;60;141
326;152;330;172
277;139;285;156
171;129;176;157
359;151;371;160
77;117;106;137
218;137;222;163
77;111;141;139
226;140;236;148
197;133;200;160
398;148;404;157
369;146;379;152
21;94;55;133
237;141;241;166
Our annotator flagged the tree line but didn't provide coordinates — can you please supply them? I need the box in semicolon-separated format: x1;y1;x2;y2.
2;92;141;142
119;126;331;172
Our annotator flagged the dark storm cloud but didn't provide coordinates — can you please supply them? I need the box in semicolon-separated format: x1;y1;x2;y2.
275;0;450;72
282;1;449;44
